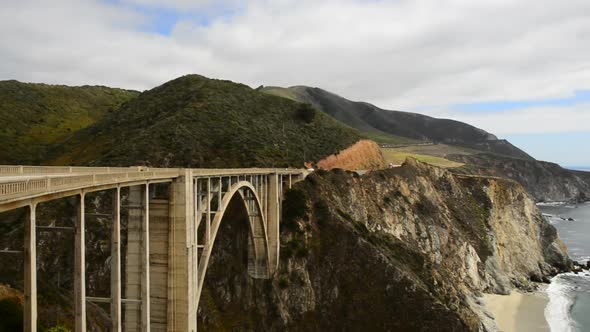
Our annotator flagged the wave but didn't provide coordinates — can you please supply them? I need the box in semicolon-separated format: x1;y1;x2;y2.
537;202;568;206
546;272;590;332
546;274;577;332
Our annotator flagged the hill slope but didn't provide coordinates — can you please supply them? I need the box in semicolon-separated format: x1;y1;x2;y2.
260;85;590;201
0;80;139;164
260;86;532;159
51;75;362;168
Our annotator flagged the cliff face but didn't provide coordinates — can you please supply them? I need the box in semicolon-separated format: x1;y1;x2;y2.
451;153;590;203
199;159;570;331
316;139;386;170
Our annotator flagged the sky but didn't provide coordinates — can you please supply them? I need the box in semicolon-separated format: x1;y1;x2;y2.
0;0;589;166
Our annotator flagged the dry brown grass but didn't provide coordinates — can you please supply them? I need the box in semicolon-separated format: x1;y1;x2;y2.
317;140;386;170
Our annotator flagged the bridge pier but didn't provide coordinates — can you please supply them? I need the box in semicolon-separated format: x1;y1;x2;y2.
141;185;151;332
111;187;122;332
124;185;151;332
24;203;37;332
75;193;86;332
267;174;280;275
168;170;197;332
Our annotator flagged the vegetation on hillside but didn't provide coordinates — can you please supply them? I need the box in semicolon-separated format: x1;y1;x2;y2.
261;85;533;159
0;80;139;164
51;75;361;168
260;86;419;145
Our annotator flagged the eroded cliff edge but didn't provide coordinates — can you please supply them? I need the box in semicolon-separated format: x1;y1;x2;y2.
450;153;590;203
199;159;571;331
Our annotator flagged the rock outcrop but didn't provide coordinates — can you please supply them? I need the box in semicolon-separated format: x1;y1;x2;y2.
450;153;590;203
199;159;570;331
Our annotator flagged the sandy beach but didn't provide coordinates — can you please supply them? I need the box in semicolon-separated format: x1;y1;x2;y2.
483;286;549;332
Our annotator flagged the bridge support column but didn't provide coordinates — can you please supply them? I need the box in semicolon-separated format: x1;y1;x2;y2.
267;174;280;275
125;185;150;331
141;184;151;332
24;203;37;332
75;194;86;332
111;188;122;332
168;170;196;332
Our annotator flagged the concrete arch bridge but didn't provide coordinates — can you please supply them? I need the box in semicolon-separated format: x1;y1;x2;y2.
0;165;307;331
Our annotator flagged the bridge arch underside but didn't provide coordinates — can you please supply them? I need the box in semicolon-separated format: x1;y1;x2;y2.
196;193;265;327
196;181;271;308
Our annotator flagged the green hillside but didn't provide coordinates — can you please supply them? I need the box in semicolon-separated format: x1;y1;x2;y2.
260;86;532;159
0;80;139;164
260;86;418;145
51;75;361;168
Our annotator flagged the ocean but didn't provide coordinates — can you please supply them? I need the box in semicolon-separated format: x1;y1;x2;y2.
566;166;590;172
538;202;590;332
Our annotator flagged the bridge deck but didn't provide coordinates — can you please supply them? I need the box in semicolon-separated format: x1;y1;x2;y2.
0;165;305;211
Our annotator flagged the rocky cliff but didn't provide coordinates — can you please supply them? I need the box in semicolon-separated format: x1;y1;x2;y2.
198;159;570;331
450;153;590;203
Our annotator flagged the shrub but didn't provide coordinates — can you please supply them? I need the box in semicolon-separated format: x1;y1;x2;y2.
278;277;289;289
313;200;330;223
46;326;72;332
282;188;309;228
296;104;316;123
0;298;23;332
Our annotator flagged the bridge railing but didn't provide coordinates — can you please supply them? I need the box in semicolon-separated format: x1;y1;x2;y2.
0;169;182;203
0;166;305;177
0;166;306;205
0;165;145;176
191;168;304;176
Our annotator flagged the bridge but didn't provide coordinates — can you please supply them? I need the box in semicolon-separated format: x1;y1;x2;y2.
0;165;307;332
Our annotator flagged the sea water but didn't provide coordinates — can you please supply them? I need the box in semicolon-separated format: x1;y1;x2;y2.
539;202;590;332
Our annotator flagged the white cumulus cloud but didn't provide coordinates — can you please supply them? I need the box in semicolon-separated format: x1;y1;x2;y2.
1;0;589;133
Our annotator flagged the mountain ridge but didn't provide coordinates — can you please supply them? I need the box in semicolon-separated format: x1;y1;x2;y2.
260;85;533;160
49;75;363;168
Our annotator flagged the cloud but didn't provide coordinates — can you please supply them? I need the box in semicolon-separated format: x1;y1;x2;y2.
120;0;242;11
1;0;589;116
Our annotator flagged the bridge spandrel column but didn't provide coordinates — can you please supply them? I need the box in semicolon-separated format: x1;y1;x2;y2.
125;186;142;331
125;185;151;332
167;170;197;332
74;194;86;332
111;187;122;332
24;204;37;332
267;174;280;275
141;184;151;332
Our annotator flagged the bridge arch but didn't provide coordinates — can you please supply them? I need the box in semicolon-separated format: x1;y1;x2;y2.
195;180;270;307
0;166;305;331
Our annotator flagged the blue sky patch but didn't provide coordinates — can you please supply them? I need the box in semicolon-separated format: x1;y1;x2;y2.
505;131;590;165
101;0;244;35
452;90;590;113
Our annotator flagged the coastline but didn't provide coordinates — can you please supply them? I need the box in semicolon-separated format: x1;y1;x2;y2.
483;285;549;332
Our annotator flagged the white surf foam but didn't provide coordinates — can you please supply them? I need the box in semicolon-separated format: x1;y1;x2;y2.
537;202;568;207
545;274;578;332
